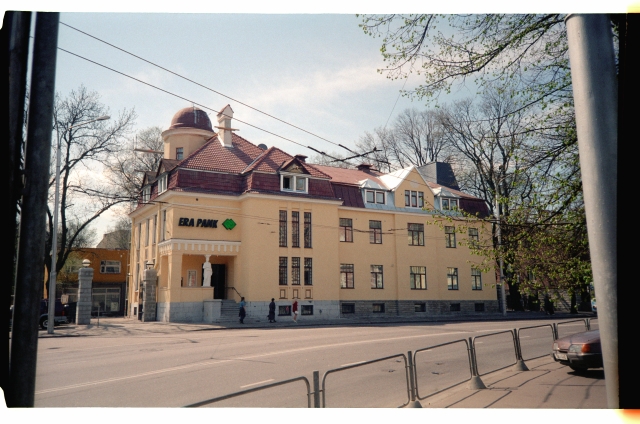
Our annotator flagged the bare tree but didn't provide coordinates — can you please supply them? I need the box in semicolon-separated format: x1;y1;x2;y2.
105;125;164;208
45;85;136;291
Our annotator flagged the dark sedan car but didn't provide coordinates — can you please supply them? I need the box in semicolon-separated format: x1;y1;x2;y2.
551;329;602;372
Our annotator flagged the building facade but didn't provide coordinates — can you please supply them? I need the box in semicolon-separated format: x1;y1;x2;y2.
128;105;497;322
52;247;129;316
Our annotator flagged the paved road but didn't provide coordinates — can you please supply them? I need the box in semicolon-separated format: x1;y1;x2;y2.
31;317;594;407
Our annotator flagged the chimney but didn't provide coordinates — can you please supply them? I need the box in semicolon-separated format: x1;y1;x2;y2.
357;163;373;172
216;104;235;147
295;154;307;163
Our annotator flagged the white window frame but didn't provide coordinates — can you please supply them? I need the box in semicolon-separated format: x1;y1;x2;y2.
280;174;308;193
158;174;168;194
100;260;121;274
142;186;151;203
365;189;385;204
441;197;459;210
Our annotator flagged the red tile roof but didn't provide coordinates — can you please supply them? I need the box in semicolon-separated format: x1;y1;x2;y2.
179;133;264;174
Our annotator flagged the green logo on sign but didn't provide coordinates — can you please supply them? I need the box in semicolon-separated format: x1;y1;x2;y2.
222;219;236;230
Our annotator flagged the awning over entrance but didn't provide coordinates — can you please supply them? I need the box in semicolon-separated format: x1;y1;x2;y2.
158;239;241;256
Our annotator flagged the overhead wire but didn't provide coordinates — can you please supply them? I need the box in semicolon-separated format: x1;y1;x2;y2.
59;22;399;168
60;22;363;156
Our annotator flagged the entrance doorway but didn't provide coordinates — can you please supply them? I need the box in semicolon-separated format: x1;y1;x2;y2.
212;264;226;299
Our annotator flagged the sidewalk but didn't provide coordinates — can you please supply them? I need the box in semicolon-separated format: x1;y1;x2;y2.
420;355;607;409
34;311;596;338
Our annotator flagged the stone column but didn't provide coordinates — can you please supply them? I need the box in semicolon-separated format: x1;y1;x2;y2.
76;259;93;325
142;268;157;322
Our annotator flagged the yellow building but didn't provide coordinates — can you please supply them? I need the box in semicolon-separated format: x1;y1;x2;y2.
128;105;497;322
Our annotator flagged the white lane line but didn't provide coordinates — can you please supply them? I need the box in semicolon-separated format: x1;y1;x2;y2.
240;379;274;388
36;330;468;395
35;358;232;394
340;361;366;367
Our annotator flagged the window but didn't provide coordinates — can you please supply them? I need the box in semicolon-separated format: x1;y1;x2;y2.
408;223;424;246
445;226;456;248
304;258;312;285
304;212;312;248
410;266;427;290
472;268;483;290
91;288;120;315
369;220;382;244
441;198;458;210
136;223;141;248
340;264;354;289
370;265;383;289
373;303;385;313
447;267;459;290
301;305;313;315
475;303;485;312
279;257;288;285
145;219;150;246
100;260;121;274
281;174;308;193
365;190;385;204
339;218;353;242
279;305;291;316
279;211;287;247
161;210;167;241
152;215;157;245
142;186;150;203
469;228;479;247
415;303;426;313
341;303;355;314
404;190;425;208
450;303;461;312
176;147;183;160
292;211;300;248
292;257;300;285
158;174;168;194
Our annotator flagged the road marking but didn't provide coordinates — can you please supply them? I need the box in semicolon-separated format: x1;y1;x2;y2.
35;330;469;395
35;358;233;394
240;379;274;388
340;361;366;367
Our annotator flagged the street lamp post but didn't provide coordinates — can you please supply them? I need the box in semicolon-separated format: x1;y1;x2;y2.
48;115;110;334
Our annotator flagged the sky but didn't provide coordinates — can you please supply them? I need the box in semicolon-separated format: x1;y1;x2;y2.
4;1;633;245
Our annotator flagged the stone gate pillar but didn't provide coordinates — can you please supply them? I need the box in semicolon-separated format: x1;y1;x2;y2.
142;267;157;322
76;259;93;325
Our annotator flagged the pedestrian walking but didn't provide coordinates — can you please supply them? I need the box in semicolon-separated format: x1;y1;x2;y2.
268;298;276;323
292;299;298;323
239;297;246;324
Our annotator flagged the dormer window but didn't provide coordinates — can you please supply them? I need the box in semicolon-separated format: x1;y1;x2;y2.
158;174;168;194
405;190;424;208
441;198;458;210
365;190;385;204
142;186;151;203
281;174;308;193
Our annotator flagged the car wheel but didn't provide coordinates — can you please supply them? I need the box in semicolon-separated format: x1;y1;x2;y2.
39;317;48;330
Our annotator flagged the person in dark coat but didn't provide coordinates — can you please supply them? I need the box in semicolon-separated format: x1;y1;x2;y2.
268;298;276;323
239;297;246;323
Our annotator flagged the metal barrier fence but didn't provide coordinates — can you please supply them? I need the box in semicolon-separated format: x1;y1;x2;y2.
517;324;555;361
555;319;588;340
472;330;519;376
321;353;411;408
185;317;595;407
413;339;472;400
